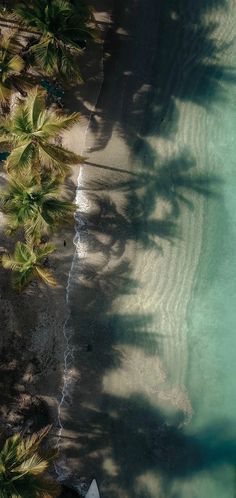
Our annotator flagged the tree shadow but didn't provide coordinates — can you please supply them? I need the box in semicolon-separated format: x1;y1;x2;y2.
62;391;236;498
58;0;233;495
78;0;235;154
76;150;222;254
58;152;224;496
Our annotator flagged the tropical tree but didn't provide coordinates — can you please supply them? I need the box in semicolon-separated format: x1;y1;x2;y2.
4;0;98;80
2;241;57;291
1;174;76;241
0;426;60;498
0;87;82;179
0;31;25;105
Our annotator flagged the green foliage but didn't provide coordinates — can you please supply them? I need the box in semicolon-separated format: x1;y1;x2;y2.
0;31;25;104
0;4;92;291
2;241;57;291
0;87;82;178
14;0;98;79
0;426;60;497
1;174;76;241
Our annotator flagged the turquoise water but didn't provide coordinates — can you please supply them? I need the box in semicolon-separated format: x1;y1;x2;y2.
184;62;236;496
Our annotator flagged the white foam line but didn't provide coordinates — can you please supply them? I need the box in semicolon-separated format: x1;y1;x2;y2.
55;14;112;481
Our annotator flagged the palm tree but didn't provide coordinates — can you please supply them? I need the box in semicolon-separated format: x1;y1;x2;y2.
2;241;57;291
0;31;25;105
3;0;98;80
0;87;83;179
1;174;76;241
0;426;60;498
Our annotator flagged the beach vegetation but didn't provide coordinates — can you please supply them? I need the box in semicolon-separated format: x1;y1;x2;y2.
0;31;26;105
1;174;75;242
2;241;57;291
0;1;100;290
0;426;60;497
1;0;98;80
0;87;82;180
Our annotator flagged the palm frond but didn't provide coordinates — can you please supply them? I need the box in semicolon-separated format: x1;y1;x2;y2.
6;143;34;172
12;106;33;135
2;253;20;270
34;266;57;287
39;141;83;165
0;115;12;134
11;267;34;291
25;87;46;129
0;81;11;103
13;454;49;477
15;0;99;80
40;111;80;134
7;54;25;75
15;241;34;264
0;428;60;497
58;46;83;82
35;243;55;259
2;242;57;290
29;38;58;75
0;32;26;102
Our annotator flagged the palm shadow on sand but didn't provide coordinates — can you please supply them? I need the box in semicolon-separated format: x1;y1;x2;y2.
61;390;236;497
67;0;235;155
59;0;236;495
59;150;228;496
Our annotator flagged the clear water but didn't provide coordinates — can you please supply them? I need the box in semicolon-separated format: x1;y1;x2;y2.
60;1;236;496
184;35;236;498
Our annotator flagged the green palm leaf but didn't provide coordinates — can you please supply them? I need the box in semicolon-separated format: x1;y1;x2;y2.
6;143;34;171
30;38;58;75
39;141;82;165
6;54;25;76
0;32;26;103
0;81;11;102
0;428;60;497
25;87;46;128
40;112;81;134
0;87;82;177
1;173;76;240
2;242;56;290
15;0;98;79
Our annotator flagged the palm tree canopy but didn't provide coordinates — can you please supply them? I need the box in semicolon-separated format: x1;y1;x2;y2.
0;31;25;103
0;87;82;177
1;174;76;239
0;426;60;497
14;0;98;77
2;241;57;290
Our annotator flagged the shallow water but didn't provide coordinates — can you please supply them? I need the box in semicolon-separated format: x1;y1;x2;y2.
60;1;236;496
